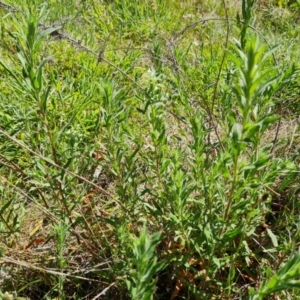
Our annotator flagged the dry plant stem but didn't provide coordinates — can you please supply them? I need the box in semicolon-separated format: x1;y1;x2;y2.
219;155;239;239
214;0;232;239
264;184;280;197
0;154;50;208
0;0;21;12
208;0;230;151
0;175;58;221
271;110;282;154
0;256;105;283
0;127;128;211
0;174;100;257
0;153;27;176
97;33;111;63
252;237;277;261
0;205;16;235
176;18;278;66
286;123;298;153
38;105;69;213
91;282;116;300
79;209;106;251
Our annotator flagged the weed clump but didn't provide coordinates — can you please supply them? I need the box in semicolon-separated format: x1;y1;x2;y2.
0;0;300;299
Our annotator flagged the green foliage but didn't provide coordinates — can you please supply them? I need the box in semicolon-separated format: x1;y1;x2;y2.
250;252;300;299
126;226;166;300
0;0;300;299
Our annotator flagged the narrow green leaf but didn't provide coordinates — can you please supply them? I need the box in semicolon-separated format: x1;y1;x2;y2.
266;228;278;247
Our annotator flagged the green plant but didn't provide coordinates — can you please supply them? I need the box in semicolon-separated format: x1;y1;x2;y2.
250;252;300;300
0;0;300;299
126;226;166;300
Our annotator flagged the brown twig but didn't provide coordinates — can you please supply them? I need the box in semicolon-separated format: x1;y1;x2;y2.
0;256;105;283
0;127;126;211
209;1;230;152
0;0;21;12
91;282;116;300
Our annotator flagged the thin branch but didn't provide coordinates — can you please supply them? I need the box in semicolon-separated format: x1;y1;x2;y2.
0;256;105;283
0;128;126;210
91;282;116;300
0;0;21;12
175;17;278;66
